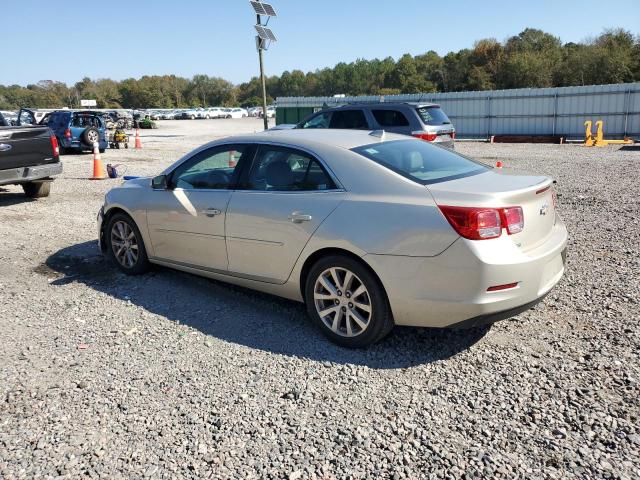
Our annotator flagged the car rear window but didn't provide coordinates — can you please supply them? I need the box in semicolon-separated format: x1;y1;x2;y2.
352;139;486;185
372;109;410;127
416;106;451;126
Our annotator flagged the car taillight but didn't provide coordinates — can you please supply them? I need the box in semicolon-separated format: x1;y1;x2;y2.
64;128;72;138
451;132;456;140
439;205;524;240
500;207;524;234
50;135;59;157
438;206;502;240
412;131;437;142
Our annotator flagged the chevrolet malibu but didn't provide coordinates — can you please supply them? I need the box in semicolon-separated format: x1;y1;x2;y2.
97;130;567;348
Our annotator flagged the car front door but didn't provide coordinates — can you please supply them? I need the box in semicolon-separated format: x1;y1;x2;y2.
225;145;346;283
146;144;252;271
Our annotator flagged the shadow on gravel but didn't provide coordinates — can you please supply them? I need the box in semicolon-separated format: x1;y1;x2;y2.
619;145;640;151
42;241;490;369
0;190;34;206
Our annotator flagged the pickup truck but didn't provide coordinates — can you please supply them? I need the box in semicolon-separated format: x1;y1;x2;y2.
0;110;62;198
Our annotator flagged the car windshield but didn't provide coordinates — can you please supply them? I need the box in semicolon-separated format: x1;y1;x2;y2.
416;106;451;126
352;139;487;185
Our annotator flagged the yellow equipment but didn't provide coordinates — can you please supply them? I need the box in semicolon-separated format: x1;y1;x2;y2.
584;120;634;147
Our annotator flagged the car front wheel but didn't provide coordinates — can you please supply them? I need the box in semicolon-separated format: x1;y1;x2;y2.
106;213;150;275
305;255;393;348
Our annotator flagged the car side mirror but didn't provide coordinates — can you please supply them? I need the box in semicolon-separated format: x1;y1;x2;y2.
152;174;168;190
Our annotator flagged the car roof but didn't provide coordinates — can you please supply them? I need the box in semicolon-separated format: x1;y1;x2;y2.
319;102;439;111
226;129;412;150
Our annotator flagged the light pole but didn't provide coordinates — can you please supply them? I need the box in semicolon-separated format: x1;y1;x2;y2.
250;1;277;130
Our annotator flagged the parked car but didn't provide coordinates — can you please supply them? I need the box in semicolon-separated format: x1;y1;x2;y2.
201;107;225;119
260;106;276;118
176;108;203;120
97;129;567;348
226;108;248;119
39;110;108;153
296;103;456;148
247;107;262;117
0;111;17;125
0;110;62;197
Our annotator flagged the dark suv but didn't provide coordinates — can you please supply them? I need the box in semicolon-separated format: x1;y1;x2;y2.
296;103;455;148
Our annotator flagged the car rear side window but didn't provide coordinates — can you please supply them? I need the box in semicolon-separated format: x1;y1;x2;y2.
352;139;486;185
372;109;410;127
244;146;336;191
329;110;368;129
416;106;451;126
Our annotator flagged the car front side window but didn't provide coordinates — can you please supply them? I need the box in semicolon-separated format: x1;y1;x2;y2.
170;145;248;190
301;112;331;129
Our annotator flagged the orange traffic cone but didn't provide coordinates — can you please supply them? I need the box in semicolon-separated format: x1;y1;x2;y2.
134;128;142;149
90;142;107;180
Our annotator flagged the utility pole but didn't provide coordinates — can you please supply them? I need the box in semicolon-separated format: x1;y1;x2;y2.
250;1;277;131
257;14;268;131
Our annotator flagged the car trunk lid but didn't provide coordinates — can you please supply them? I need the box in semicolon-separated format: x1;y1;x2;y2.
427;170;556;251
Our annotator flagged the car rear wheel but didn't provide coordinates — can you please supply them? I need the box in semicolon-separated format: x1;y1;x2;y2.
22;181;51;198
106;213;150;275
305;255;393;348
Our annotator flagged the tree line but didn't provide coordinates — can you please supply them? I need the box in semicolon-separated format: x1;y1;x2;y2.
1;28;638;110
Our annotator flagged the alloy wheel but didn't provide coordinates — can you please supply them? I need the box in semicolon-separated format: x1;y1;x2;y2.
313;267;372;337
110;220;139;268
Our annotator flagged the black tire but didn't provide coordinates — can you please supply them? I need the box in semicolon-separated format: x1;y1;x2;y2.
22;181;51;198
99;148;105;154
304;255;393;348
105;213;151;275
81;127;100;146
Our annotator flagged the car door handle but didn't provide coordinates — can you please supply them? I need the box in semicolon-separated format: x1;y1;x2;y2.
289;212;312;223
202;208;222;217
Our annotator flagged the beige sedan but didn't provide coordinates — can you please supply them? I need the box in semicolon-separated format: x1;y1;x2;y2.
98;129;567;347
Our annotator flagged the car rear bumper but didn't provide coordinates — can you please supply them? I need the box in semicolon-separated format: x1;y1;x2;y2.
0;161;62;186
366;217;568;328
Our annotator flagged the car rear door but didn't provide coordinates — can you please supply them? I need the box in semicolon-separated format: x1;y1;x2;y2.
225;145;346;283
146;144;252;271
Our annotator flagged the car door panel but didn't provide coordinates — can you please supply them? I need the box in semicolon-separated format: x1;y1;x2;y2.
145;143;252;271
226;191;345;282
147;190;231;270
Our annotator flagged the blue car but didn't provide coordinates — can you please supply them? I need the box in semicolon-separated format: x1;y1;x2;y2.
39;110;108;154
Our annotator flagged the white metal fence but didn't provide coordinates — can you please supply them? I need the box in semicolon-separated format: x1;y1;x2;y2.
277;83;640;139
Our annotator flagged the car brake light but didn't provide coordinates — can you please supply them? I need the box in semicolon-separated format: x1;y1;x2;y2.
64;128;72;138
50;135;59;157
451;132;456;140
500;207;524;234
439;205;525;240
412;131;437;142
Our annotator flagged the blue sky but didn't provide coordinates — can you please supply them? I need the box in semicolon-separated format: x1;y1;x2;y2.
3;0;638;86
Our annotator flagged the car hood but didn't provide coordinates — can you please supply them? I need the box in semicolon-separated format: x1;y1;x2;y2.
120;176;151;188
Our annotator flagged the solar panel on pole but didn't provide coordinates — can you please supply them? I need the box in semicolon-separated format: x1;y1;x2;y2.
254;25;277;42
261;3;277;16
250;1;267;15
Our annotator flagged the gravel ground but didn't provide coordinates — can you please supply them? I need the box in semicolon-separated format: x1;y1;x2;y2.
1;119;638;479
